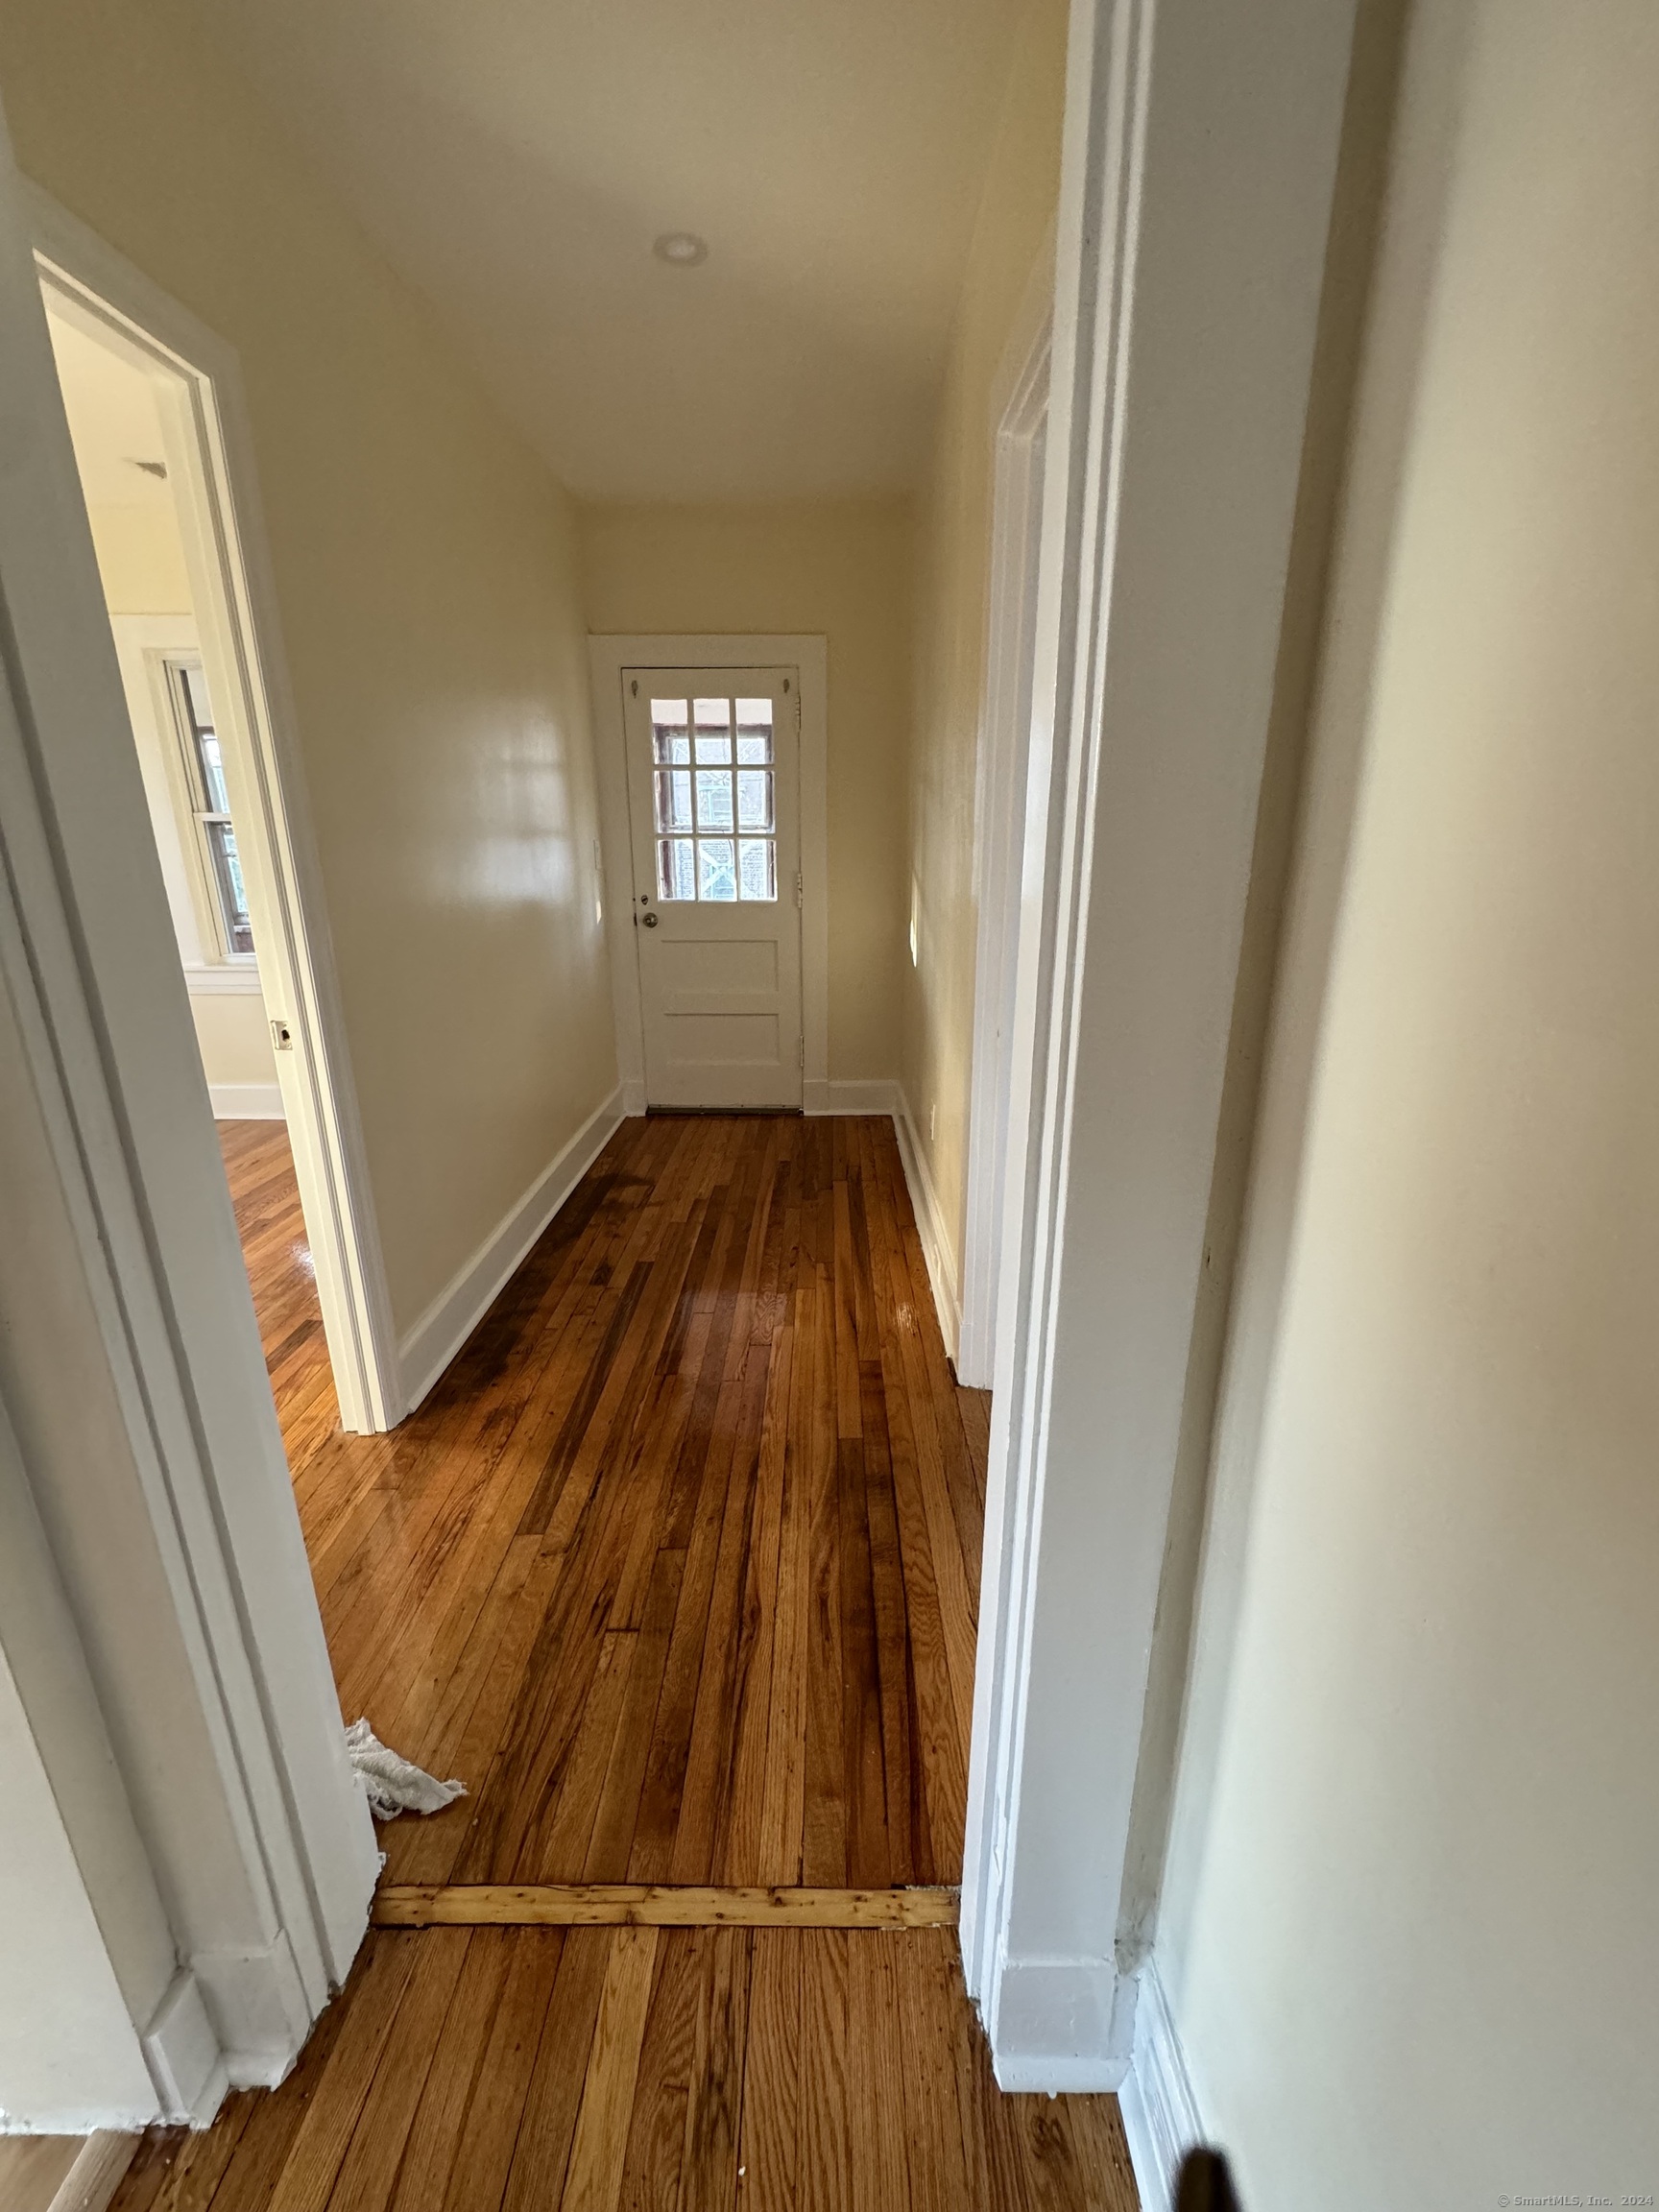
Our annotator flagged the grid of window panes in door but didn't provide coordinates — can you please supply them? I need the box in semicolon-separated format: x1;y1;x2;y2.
167;658;255;955
652;694;777;902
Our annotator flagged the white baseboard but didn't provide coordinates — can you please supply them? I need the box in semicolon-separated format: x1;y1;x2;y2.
47;2132;138;2212
397;1087;626;1412
141;1969;227;2127
893;1087;962;1361
1118;1961;1206;2212
803;1076;902;1116
191;1932;312;2091
208;1082;285;1119
987;1958;1134;2093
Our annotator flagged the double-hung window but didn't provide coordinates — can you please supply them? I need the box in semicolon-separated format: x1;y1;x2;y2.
165;658;254;959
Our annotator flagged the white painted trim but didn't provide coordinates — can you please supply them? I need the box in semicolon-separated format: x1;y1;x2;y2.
959;0;1359;2091
398;1087;626;1412
46;2131;138;2212
1118;1963;1206;2212
183;965;263;998
959;309;1051;1390
989;1959;1135;2094
0;124;378;2124
29;185;402;1437
588;635;829;1108
805;1077;901;1116
140;1971;225;2127
208;1084;284;1119
894;1088;962;1362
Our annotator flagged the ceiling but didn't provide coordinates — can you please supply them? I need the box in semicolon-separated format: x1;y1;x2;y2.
45;308;176;508
188;0;1031;502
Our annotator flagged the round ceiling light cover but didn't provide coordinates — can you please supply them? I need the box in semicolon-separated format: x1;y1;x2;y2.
653;231;709;267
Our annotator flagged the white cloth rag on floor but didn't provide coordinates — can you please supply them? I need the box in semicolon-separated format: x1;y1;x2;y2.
345;1718;466;1822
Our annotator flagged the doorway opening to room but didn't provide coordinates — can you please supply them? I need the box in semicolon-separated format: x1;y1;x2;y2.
34;221;399;1436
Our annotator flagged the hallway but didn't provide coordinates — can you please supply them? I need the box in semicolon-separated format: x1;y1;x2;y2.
171;1115;1141;2211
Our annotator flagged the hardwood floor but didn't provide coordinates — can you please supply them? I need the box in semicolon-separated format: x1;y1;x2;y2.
115;1927;1137;2212
228;1111;986;1890
180;1114;1140;2212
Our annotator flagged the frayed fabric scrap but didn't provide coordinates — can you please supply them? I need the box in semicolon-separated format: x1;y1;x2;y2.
346;1718;466;1822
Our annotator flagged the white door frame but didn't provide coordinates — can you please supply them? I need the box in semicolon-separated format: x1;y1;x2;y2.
28;183;403;1436
959;0;1359;2104
958;308;1052;1390
589;634;829;1114
0;110;378;2116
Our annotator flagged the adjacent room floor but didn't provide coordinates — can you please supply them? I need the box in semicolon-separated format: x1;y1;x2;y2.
112;1115;1139;2211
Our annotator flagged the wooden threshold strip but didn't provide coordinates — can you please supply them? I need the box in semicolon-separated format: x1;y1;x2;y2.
372;1884;960;1930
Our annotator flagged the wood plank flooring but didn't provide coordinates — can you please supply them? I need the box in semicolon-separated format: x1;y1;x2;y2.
182;1115;1140;2212
113;1927;1138;2212
224;1111;988;1891
370;1883;959;1928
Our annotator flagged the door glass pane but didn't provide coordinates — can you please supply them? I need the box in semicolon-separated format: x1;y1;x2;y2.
652;700;689;764
654;768;692;831
736;770;773;830
658;836;695;901
646;687;778;903
697;838;736;902
735;698;773;763
695;768;734;830
738;839;776;902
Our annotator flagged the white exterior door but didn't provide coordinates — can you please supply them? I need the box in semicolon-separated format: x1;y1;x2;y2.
622;666;803;1108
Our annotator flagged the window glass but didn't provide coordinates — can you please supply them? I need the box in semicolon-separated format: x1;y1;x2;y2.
652;700;690;765
657;836;696;902
697;837;737;902
170;658;254;956
738;839;776;901
648;689;779;901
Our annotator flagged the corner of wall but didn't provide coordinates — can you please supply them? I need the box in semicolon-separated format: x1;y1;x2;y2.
1117;1960;1207;2212
893;1085;961;1359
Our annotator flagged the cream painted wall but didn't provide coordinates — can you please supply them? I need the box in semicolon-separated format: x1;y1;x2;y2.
901;0;1067;1296
2;0;615;1333
1157;0;1659;2200
578;500;913;1081
87;502;192;615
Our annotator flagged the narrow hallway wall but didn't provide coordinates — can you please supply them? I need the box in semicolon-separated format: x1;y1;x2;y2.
1157;0;1659;2200
901;0;1068;1317
0;0;615;1338
578;499;913;1085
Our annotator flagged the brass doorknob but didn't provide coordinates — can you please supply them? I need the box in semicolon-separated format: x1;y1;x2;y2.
640;911;660;927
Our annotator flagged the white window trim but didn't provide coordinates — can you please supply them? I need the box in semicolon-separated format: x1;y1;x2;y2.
588;634;829;1116
181;965;264;997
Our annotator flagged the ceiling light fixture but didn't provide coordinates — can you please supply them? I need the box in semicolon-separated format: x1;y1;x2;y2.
653;231;709;267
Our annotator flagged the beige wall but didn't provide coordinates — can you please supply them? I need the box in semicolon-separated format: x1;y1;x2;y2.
1158;0;1659;2200
901;0;1067;1292
578;500;913;1080
86;502;192;615
2;0;615;1333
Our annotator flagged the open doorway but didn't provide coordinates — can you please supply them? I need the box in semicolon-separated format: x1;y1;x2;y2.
32;208;401;1436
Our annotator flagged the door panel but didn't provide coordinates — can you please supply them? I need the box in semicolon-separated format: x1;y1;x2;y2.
622;667;803;1107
